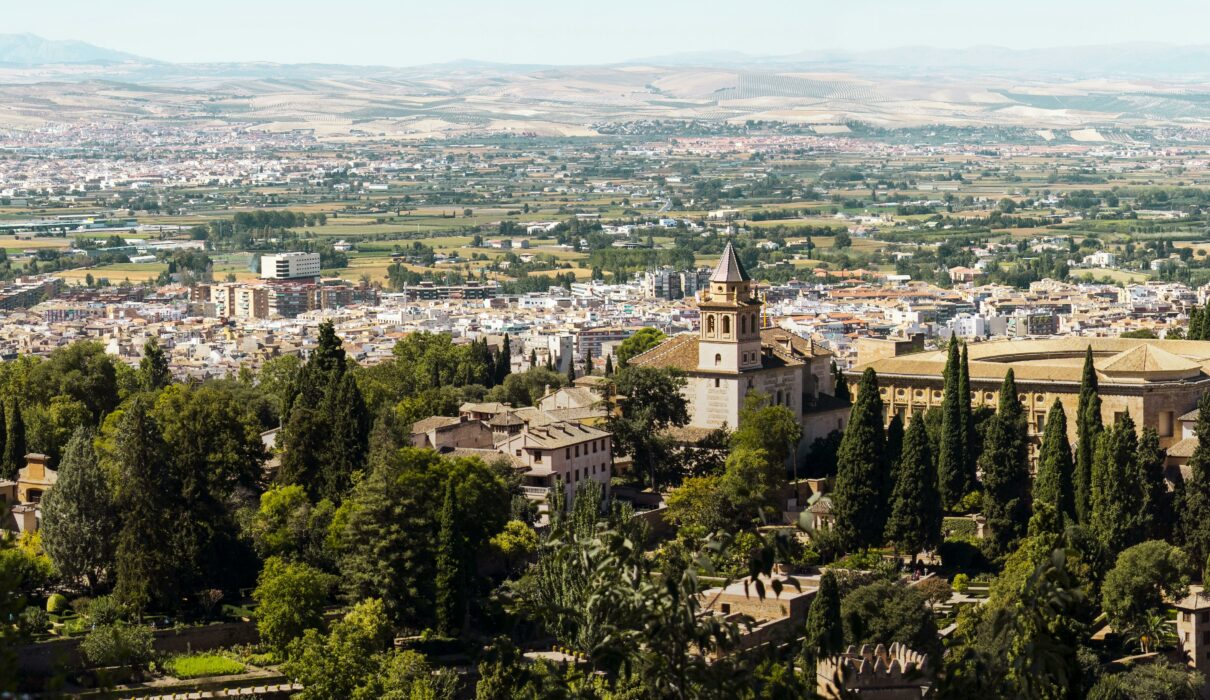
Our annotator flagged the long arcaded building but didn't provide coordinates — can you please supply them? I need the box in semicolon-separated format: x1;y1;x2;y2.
849;337;1210;467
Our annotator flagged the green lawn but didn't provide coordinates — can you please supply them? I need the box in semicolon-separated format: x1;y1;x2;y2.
164;653;245;679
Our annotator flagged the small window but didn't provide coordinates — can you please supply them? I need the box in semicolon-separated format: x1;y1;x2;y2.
1203;631;1210;645
721;603;731;614
714;353;722;367
714;377;720;388
575;445;580;457
565;448;571;459
1160;411;1175;438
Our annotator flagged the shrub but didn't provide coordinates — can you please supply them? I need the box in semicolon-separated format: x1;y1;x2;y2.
17;606;50;638
83;595;124;626
164;653;245;679
46;593;69;614
953;573;970;592
80;623;154;670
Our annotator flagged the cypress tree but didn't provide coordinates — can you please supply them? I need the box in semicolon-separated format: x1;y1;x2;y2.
1190;306;1203;340
884;417;943;555
40;427;117;591
1200;306;1210;342
3;400;25;480
885;414;904;479
1074;346;1102;524
584;349;593;377
310;320;347;380
1181;393;1210;566
938;341;967;509
801;570;844;664
1033;399;1075;525
319;371;370;502
604;354;614;377
496;334;512;384
1136;427;1170;541
530;348;538;369
832;361;851;403
435;479;467;636
1090;414;1142;556
139;337;171;391
113;397;180;613
0;403;6;481
832;368;888;552
545;353;554;372
959;343;977;487
567;361;576;384
979;370;1031;558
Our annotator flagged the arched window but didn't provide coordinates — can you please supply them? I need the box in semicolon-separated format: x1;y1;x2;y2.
714;353;722;367
706;315;716;334
722;316;731;335
776;390;784;405
740;315;747;335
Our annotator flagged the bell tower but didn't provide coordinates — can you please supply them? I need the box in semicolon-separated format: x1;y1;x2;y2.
698;241;763;373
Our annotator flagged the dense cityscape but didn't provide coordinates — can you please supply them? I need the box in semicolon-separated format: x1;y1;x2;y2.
9;11;1210;700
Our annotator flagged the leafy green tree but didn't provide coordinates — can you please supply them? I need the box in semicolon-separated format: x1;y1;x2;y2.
801;570;843;664
1033;400;1075;525
832;368;888;552
284;598;393;700
2;401;24;481
938;341;968;509
138;337;171;391
1090;414;1143;556
1086;661;1204;700
485;367;566;407
615;327;666;365
716;446;780;526
254;556;336;657
249;485;335;568
841;580;939;658
885;417;943;555
258;354;303;427
1075;347;1102;523
80;622;154;674
39;427;117;591
607;366;689;490
26;341;119;423
1101;540;1189;641
731;392;801;477
979;370;1031;558
336;449;509;627
665;475;728;533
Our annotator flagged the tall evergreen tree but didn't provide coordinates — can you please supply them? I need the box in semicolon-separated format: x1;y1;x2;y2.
567;361;576;384
959;343;977;487
979;370;1031;558
1074;346;1102;524
139;337;171;391
318;371;370;502
1136;427;1170;541
0;404;6;482
884;417;943;555
435;480;468;636
40;427;117;591
832;368;888;552
496;334;512;385
1090;414;1143;556
1180;393;1210;566
604;354;614;377
1033;399;1075;524
584;349;593;377
938;341;968;509
530;348;538;369
2;400;25;480
885;414;904;478
311;320;347;380
112;397;181;613
801;570;844;664
831;361;851;403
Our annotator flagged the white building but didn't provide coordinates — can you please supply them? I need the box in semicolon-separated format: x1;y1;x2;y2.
261;252;321;281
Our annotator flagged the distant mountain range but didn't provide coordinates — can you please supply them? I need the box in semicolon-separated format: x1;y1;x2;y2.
0;33;147;66
11;31;1210;80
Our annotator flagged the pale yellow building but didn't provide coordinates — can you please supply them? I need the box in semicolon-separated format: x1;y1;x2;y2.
850;337;1210;461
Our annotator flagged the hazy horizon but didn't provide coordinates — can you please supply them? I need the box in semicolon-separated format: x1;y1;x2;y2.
9;0;1210;67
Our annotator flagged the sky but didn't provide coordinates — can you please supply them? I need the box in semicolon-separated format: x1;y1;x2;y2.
9;0;1210;66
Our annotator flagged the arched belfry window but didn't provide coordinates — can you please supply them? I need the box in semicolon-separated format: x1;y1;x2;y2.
706;315;715;334
740;315;747;334
722;316;731;335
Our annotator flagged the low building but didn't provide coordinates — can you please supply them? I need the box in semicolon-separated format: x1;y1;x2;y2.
0;454;58;533
817;643;932;699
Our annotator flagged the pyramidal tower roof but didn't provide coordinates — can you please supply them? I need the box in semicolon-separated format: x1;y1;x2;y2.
711;240;751;283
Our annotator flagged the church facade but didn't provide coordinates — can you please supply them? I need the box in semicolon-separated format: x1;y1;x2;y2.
631;242;849;455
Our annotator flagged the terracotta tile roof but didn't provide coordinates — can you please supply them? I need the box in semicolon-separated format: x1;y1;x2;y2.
411;416;461;434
